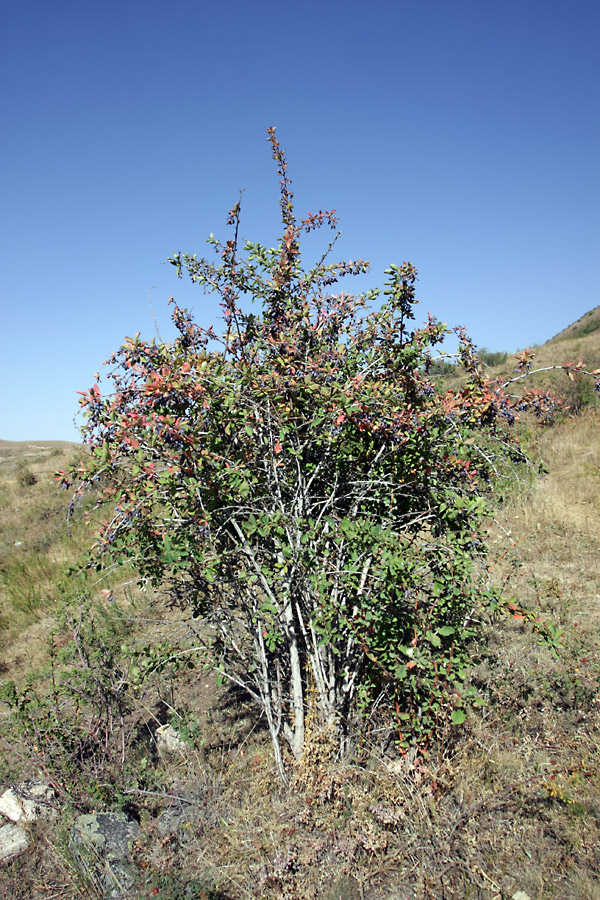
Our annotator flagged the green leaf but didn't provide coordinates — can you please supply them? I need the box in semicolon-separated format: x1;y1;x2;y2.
451;709;467;725
437;626;455;637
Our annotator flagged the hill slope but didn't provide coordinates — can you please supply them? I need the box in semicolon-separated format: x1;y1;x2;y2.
551;304;600;342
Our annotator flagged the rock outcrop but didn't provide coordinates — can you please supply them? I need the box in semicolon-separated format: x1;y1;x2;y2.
0;780;56;866
69;811;140;900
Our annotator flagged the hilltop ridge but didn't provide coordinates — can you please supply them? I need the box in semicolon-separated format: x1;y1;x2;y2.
549;304;600;342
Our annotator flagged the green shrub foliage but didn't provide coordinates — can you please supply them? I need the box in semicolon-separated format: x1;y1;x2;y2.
60;129;585;781
478;347;508;368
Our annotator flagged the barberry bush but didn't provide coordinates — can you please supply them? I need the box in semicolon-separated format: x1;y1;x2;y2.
59;129;599;782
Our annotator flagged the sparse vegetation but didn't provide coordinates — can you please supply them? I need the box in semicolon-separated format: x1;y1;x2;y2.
554;306;600;342
0;442;87;650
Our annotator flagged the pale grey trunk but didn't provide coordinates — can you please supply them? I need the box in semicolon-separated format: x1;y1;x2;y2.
280;576;305;759
253;622;288;785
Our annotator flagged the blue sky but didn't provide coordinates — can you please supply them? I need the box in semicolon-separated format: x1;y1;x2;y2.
1;0;598;440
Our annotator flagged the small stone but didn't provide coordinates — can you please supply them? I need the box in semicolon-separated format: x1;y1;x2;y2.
512;892;532;900
0;781;56;823
0;823;30;865
155;723;188;757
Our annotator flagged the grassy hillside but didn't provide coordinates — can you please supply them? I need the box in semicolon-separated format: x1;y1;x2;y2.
0;317;599;899
551;305;600;342
0;441;85;669
480;304;600;412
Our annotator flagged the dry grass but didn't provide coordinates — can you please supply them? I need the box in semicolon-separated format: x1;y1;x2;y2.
0;818;89;900
0;441;85;650
0;440;150;681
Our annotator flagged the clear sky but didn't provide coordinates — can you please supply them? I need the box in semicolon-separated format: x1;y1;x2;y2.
1;0;598;440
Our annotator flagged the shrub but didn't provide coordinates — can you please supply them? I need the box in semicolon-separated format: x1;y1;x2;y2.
59;129;595;781
553;355;600;414
17;467;37;487
428;358;459;376
0;600;134;804
478;347;507;368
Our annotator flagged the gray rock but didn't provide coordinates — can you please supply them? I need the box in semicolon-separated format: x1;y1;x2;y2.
155;723;188;757
70;811;139;899
0;780;56;823
0;822;30;865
